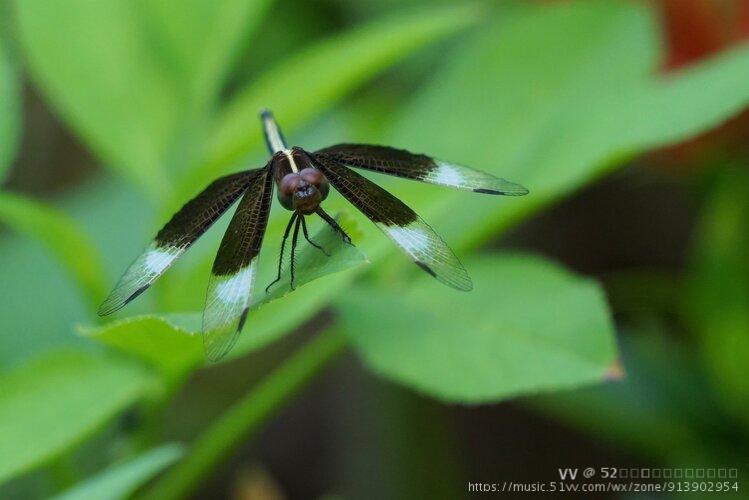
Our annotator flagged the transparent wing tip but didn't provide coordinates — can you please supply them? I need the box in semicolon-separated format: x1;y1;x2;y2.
474;180;529;196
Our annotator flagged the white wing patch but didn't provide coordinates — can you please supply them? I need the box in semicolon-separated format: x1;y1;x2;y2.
432;162;465;186
144;247;178;274
202;261;258;361
387;225;431;254
428;160;528;195
379;220;472;291
98;243;184;315
212;267;254;304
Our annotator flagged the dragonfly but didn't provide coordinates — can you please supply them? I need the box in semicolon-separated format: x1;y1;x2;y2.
98;109;528;360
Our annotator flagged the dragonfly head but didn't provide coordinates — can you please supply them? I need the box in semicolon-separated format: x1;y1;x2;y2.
279;168;329;214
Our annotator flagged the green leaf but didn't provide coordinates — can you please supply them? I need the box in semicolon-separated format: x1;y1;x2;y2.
683;168;749;427
0;38;20;181
79;314;202;381
390;1;749;254
261;214;367;301
0;191;107;310
0;350;154;484
176;3;481;200
14;0;271;196
85;218;367;369
219;213;367;360
338;254;618;403
52;443;184;500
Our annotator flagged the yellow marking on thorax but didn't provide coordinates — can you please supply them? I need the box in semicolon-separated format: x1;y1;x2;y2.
284;149;299;173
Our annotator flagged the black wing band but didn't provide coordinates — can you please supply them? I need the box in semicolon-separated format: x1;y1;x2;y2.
311;154;472;291
315;143;528;196
202;164;275;361
98;169;262;315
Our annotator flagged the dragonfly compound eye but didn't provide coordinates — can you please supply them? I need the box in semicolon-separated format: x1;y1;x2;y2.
280;173;301;196
299;167;329;200
278;173;302;210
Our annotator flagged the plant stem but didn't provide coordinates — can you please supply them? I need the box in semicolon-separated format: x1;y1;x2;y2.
141;328;347;500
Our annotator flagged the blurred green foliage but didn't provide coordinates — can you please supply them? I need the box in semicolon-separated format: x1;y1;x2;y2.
0;192;107;305
0;37;20;179
52;444;184;500
1;0;748;497
0;350;154;484
684;168;749;425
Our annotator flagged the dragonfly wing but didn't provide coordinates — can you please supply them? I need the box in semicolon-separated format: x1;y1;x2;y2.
98;169;263;315
311;154;472;291
315;143;528;195
202;165;275;361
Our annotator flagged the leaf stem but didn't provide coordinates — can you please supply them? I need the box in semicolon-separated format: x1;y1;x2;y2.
141;329;347;500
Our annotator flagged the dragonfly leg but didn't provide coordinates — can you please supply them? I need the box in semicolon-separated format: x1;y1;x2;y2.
316;207;352;245
300;215;330;256
290;216;301;290
265;212;297;294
